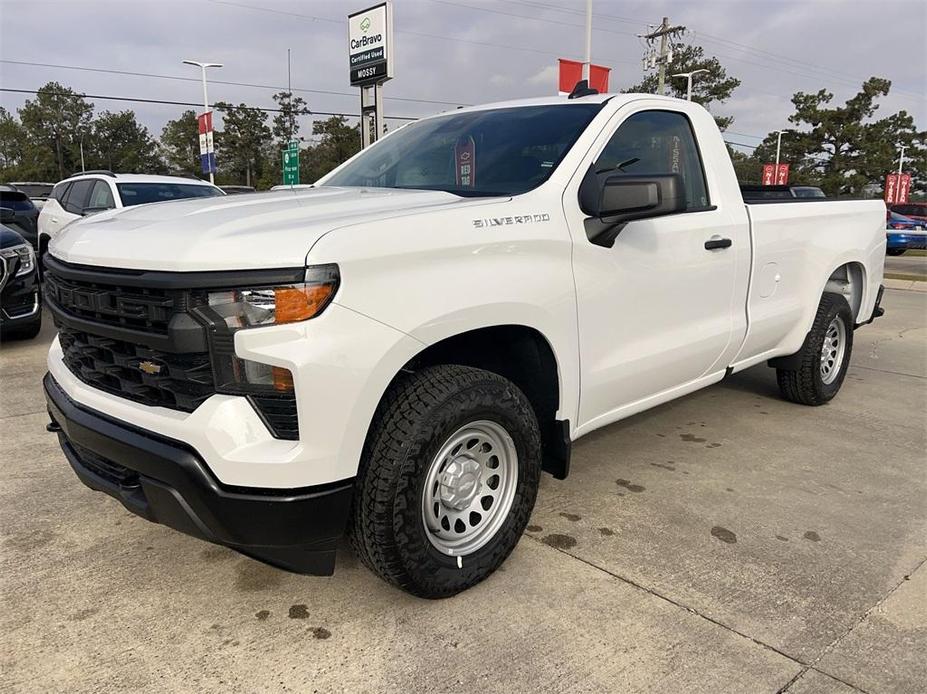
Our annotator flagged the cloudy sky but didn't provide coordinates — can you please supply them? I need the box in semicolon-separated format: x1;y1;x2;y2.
1;0;924;155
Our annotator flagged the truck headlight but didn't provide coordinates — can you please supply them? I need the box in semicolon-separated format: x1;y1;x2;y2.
0;244;36;277
206;264;340;328
198;264;340;394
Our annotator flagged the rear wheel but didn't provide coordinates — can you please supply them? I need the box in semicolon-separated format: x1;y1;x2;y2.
776;292;853;406
886;248;906;256
350;364;541;598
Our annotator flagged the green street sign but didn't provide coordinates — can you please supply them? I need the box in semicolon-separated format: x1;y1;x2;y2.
282;149;300;185
287;139;299;153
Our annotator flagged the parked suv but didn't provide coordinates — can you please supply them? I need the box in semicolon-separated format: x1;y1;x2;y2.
0;221;41;339
0;185;39;249
37;171;223;258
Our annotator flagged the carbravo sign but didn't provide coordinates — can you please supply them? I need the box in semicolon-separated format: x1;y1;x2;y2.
348;2;393;86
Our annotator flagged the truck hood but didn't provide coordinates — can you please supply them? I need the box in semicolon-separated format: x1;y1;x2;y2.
49;187;478;271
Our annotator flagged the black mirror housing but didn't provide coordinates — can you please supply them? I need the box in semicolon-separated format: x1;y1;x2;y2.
580;170;686;222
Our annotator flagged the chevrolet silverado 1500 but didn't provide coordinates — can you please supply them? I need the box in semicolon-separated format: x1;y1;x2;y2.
44;93;885;597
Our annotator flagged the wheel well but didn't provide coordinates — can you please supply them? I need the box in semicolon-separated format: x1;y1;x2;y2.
825;262;865;321
402;325;570;479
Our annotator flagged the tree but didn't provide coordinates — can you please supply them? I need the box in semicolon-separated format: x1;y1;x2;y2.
272;91;311;146
161;110;201;177
0;107;27;178
301;116;361;183
214;102;272;186
624;44;741;130
90;110;162;173
752;77;926;196
17;82;94;180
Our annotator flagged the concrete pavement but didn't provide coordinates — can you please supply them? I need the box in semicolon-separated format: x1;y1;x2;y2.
1;289;924;693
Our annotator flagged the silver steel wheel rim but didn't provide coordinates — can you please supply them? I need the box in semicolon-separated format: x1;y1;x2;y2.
820;315;847;385
421;420;518;556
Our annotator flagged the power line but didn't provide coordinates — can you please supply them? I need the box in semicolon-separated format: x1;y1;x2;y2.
205;0;584;61
0;59;467;107
0;87;419;121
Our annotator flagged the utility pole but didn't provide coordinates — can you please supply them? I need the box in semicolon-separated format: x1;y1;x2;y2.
897;145;907;175
182;59;222;184
583;0;592;81
642;17;686;96
672;69;708;101
774;130;786;168
287;48;295;141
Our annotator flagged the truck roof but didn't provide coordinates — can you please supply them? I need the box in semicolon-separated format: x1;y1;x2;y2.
448;93;686;116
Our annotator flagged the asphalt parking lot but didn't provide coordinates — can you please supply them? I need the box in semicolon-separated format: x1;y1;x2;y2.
1;287;924;693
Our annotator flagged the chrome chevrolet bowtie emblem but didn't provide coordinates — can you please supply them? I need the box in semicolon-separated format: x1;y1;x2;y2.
138;360;162;375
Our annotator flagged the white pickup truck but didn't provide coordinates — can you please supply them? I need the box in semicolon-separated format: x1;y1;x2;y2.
44;93;885;598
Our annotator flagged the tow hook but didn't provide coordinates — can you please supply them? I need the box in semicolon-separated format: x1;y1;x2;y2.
46;415;61;433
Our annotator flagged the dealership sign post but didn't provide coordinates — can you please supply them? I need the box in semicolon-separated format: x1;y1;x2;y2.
348;2;393;148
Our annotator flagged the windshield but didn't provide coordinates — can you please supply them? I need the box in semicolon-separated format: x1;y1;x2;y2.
117;183;224;207
323;104;603;196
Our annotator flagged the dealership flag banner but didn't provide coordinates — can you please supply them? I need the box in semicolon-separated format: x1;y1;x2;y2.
558;59;611;94
762;163;790;186
885;173;912;204
198;111;216;175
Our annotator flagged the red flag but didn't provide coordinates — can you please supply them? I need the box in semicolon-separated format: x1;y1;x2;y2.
897;173;911;203
589;64;610;93
775;163;789;185
885;174;898;204
558;59;611;94
762;164;776;186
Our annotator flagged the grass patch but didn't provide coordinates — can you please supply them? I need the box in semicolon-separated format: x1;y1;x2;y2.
885;273;925;282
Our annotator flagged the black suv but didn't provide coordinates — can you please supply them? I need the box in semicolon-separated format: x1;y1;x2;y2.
0;218;41;340
0;185;39;250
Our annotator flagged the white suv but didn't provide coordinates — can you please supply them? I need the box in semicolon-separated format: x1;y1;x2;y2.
37;171;223;257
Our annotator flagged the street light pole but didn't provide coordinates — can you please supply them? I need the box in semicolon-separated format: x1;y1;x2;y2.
897;145;907;175
182;59;223;184
671;69;708;100
775;130;786;168
583;0;592;81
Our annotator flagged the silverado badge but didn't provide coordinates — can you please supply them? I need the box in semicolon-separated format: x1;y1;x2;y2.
138;360;162;376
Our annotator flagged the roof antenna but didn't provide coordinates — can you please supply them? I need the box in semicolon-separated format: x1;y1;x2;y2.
568;79;598;99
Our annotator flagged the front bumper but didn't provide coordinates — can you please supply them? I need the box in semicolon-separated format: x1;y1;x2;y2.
44;372;354;575
0;268;40;324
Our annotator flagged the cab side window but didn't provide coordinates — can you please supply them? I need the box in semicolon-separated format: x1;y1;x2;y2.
88;180;115;210
51;182;71;203
63;180;94;214
596;110;710;210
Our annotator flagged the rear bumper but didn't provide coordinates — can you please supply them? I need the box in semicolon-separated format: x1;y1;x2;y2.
44;372;354;575
887;232;927;250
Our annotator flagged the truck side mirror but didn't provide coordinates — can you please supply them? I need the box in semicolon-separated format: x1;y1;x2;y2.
578;170;686;248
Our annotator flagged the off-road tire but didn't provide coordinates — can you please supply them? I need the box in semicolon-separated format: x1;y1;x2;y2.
776;292;853;406
349;364;542;598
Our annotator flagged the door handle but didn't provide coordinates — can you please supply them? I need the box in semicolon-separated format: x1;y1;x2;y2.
51;217;59;223
704;237;732;250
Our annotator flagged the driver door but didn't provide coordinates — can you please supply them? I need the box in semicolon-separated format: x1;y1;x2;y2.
565;105;748;433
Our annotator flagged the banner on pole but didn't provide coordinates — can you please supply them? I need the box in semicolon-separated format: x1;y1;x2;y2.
558;59;611;94
762;163;789;186
886;173;911;204
197;111;216;175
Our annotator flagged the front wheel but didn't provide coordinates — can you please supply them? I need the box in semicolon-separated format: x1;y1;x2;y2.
350;364;541;598
776;292;854;406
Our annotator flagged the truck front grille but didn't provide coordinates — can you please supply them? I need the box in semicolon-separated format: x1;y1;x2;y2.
46;258;299;440
58;326;215;412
